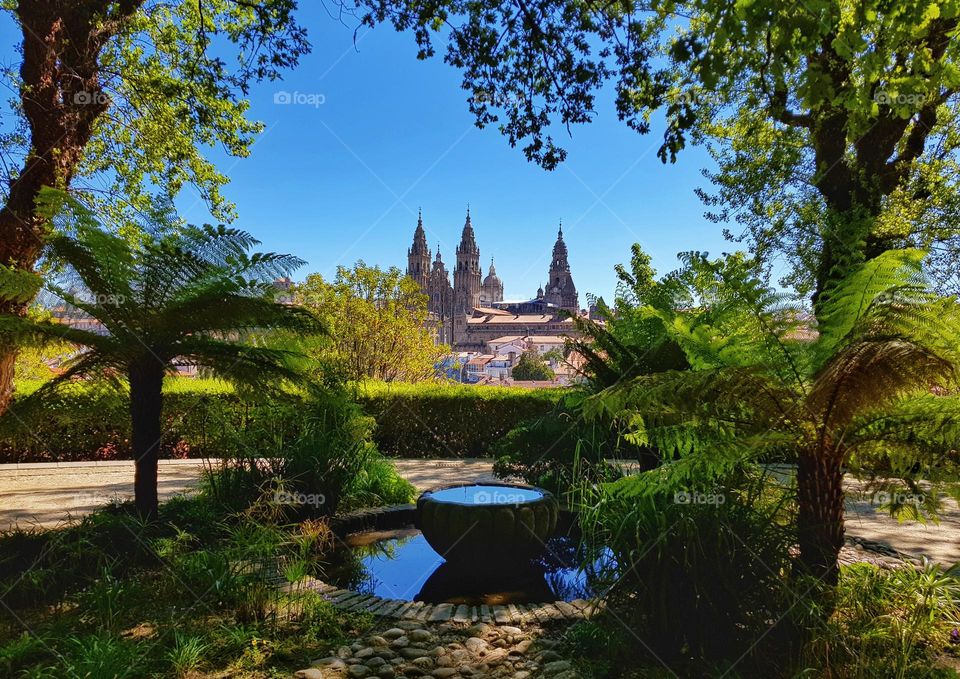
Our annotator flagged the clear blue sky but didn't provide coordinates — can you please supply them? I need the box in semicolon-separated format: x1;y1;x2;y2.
2;6;737;304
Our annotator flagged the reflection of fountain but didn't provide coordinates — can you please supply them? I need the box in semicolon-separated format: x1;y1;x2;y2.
415;560;555;604
416;483;559;564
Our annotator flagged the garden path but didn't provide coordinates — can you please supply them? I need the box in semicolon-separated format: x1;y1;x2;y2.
0;459;957;566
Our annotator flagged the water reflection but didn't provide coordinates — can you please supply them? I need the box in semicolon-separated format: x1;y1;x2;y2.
324;527;613;605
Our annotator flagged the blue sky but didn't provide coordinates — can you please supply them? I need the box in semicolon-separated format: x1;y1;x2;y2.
2;6;736;304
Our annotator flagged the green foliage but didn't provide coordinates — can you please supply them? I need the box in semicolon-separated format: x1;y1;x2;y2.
492;393;629;496
2;1;309;225
360;0;960;295
355;380;563;457
0;496;369;677
1;378;562;461
510;348;555;381
801;562;960;678
572;244;691;390
296;261;446;383
586;249;960;506
199;388;415;517
578;466;797;667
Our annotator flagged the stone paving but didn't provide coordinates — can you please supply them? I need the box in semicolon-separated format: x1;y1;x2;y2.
296;618;579;679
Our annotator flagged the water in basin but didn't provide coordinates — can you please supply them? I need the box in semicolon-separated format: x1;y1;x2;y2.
424;484;544;505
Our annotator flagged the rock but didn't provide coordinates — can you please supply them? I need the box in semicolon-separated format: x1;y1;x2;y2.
466;624;490;637
510;640;533;656
409;629;434;643
312;657;348;670
349;665;371;678
338;646;355;659
430;646;447;657
412;656;435;670
499;626;522;636
383;628;407;639
435;656;455;667
390;636;410;648
369;636;390;647
357;648;376;659
377;668;396;679
512;673;531;679
537;650;562;662
352;642;365;652
432;669;458;678
295;670;325;679
464;638;488;654
398;621;423;630
542;660;572;674
399;647;431;660
366;657;387;669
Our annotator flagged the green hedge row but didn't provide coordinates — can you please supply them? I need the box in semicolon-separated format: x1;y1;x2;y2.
0;379;563;462
354;382;563;458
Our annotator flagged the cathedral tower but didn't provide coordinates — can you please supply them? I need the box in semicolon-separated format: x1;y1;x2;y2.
453;208;482;313
543;223;579;313
406;209;431;289
428;247;454;344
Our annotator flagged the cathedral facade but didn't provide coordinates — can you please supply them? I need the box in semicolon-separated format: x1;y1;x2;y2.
406;209;580;349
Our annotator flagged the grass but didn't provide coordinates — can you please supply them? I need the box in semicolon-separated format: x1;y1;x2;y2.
0;483;382;677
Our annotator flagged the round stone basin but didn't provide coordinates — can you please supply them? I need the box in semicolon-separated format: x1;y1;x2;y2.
416;482;559;564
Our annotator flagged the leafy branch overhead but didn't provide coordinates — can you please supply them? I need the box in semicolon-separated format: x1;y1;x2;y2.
357;0;960;294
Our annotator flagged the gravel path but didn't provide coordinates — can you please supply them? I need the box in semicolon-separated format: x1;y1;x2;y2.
1;459;957;566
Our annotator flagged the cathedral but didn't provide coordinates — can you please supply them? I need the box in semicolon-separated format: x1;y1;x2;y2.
406;208;580;349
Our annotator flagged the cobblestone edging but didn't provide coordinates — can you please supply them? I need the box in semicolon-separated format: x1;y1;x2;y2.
289;575;601;625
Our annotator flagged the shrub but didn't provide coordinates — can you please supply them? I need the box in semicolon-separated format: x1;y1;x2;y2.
199;389;415;517
1;378;563;461
578;465;797;669
491;402;629;496
355;381;562;457
801;561;960;678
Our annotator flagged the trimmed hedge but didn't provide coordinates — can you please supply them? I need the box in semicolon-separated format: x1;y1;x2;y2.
354;382;563;458
0;379;564;462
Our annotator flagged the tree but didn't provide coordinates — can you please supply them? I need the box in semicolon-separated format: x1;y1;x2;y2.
1;195;322;517
356;0;960;582
0;0;309;414
512;348;555;381
586;249;960;585
296;262;446;382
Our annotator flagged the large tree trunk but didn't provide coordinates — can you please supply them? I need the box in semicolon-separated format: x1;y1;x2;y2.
796;445;845;589
129;358;165;519
0;1;143;415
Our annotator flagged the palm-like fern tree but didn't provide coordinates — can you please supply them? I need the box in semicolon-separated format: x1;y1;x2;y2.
587;249;960;585
2;206;323;518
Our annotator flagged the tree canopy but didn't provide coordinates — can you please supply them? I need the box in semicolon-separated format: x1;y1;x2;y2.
356;0;960;298
296;262;446;383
